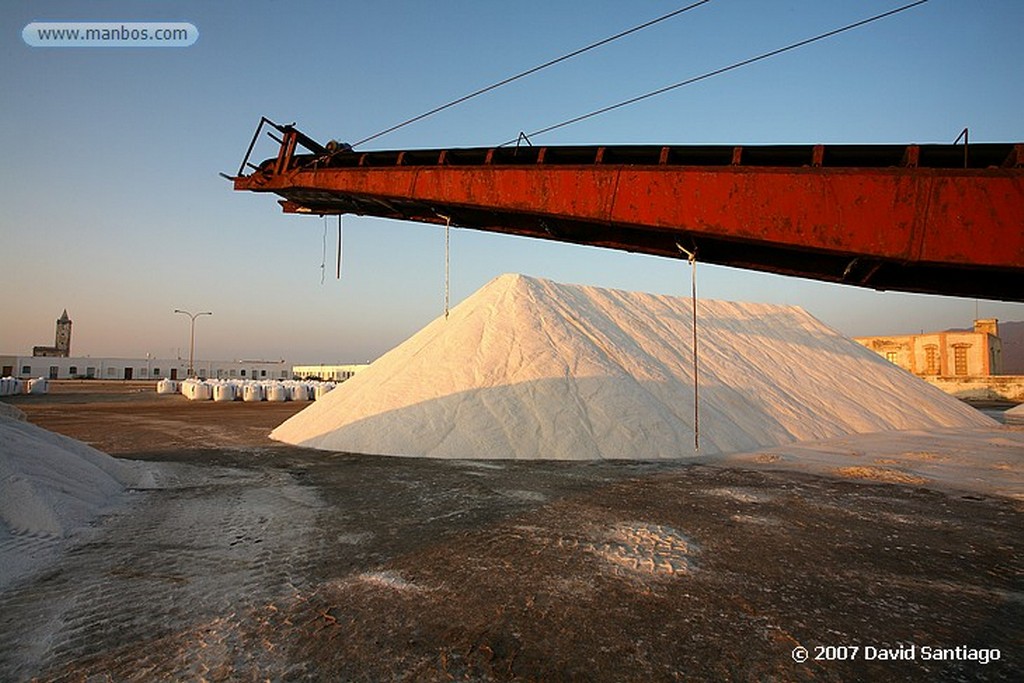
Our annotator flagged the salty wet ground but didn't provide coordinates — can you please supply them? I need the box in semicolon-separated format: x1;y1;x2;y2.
1;384;1021;681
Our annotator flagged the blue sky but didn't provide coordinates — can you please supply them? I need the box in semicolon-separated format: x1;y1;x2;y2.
2;0;1022;364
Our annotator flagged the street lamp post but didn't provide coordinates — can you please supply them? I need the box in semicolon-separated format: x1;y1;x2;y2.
174;309;212;378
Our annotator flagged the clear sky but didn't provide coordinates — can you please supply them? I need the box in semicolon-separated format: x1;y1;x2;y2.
2;0;1022;364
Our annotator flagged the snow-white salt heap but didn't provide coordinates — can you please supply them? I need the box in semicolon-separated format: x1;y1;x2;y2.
0;415;155;587
272;274;993;459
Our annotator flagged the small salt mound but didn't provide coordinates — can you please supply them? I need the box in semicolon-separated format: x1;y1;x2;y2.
272;274;993;459
1;416;157;588
0;417;149;538
0;402;26;421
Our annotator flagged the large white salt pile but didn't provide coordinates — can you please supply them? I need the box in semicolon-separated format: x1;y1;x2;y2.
271;274;993;459
0;416;154;587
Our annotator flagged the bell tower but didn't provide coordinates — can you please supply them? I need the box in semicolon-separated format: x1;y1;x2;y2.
55;309;72;356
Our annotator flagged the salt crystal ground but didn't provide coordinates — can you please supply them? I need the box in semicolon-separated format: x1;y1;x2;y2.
0;414;158;589
273;274;992;459
0;387;1021;680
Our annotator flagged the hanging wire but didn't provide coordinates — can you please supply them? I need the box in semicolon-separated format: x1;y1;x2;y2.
320;217;328;285
336;214;343;279
677;243;700;452
444;215;451;319
499;0;929;146
351;0;715;148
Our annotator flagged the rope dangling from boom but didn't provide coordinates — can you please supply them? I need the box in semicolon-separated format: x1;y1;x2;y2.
443;215;452;319
336;214;343;279
677;243;700;452
320;217;328;285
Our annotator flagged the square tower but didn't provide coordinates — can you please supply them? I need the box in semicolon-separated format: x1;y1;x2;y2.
55;309;72;356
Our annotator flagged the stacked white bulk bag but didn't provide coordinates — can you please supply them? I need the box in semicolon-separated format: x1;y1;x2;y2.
0;377;16;396
289;382;310;401
181;379;212;401
156;379;178;395
314;382;335;400
213;382;236;402
27;378;49;395
243;383;265;402
265;382;287;402
195;381;212;400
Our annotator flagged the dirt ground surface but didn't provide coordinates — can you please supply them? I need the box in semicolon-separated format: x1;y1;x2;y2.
1;382;1021;681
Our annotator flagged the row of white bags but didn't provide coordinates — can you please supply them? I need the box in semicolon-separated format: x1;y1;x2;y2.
159;378;336;402
0;377;48;396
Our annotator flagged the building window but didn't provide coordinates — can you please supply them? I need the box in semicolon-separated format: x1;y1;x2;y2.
21;365;31;375
240;369;246;377
885;351;898;364
69;366;78;375
261;370;267;377
953;345;970;376
107;367;117;377
86;367;96;378
281;370;288;378
49;366;59;379
153;367;160;376
924;346;938;375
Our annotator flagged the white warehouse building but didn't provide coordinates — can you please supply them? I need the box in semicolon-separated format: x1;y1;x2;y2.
0;355;292;382
3;310;375;383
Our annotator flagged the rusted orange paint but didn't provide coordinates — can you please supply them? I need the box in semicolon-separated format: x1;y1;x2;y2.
235;137;1024;301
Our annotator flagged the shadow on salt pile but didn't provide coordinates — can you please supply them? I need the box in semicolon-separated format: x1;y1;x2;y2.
276;377;991;460
270;274;992;460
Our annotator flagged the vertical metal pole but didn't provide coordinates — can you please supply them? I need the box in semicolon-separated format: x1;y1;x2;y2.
676;244;699;452
188;319;196;378
175;309;211;378
690;254;699;452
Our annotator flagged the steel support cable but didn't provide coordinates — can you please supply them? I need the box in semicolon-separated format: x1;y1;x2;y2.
499;0;929;146
351;0;715;148
342;215;350;278
445;215;451;319
320;217;328;285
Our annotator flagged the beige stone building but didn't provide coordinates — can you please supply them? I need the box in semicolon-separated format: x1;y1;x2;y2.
854;319;1002;377
32;310;72;357
291;363;369;382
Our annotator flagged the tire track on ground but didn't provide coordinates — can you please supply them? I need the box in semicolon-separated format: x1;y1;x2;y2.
0;464;325;681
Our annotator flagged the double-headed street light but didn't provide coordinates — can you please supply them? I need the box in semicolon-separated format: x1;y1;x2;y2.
174;309;212;378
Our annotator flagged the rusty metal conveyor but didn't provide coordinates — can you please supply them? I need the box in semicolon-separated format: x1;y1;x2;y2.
232;118;1024;301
